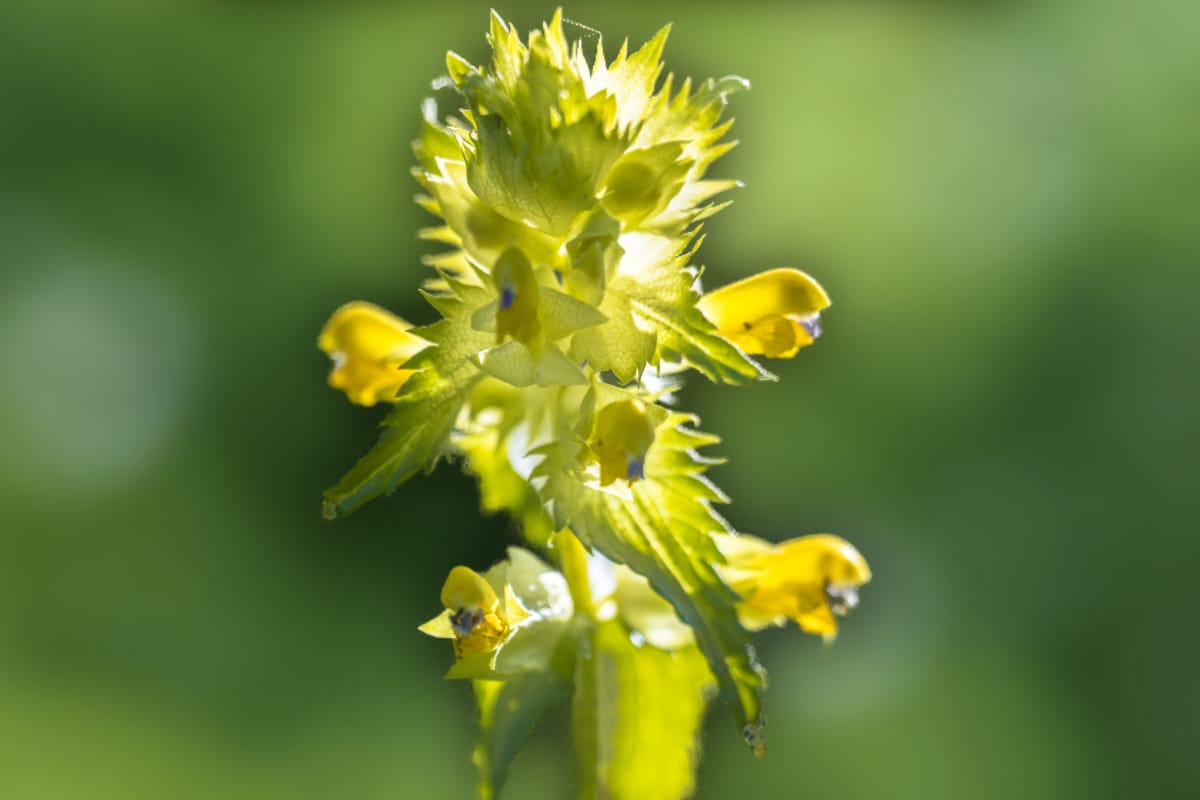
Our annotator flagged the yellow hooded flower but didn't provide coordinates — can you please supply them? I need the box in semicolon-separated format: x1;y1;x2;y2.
418;565;532;658
716;533;870;640
318;301;427;406
589;399;656;486
492;248;543;345
697;268;831;358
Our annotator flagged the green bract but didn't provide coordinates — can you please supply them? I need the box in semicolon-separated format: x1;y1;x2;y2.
318;10;870;800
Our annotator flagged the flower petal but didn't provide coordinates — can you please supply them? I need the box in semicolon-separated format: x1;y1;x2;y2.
492;248;543;345
589;399;656;486
716;533;869;638
441;565;501;613
417;609;457;639
697;269;830;359
318;301;427;405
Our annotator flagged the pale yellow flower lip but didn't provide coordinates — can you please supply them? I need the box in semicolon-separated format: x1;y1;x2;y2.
697;268;831;359
318;301;428;406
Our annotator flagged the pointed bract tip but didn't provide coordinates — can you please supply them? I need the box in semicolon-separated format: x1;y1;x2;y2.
743;719;766;758
446;51;475;83
647;23;672;51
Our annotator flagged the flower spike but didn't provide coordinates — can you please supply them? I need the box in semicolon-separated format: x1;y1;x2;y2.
321;12;871;790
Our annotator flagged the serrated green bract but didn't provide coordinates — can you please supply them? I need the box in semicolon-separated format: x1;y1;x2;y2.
597;231;774;385
529;388;764;732
568;282;658;383
453;13;631;236
322;276;492;519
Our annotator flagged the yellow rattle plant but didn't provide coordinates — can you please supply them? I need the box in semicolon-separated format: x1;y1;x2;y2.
318;11;869;799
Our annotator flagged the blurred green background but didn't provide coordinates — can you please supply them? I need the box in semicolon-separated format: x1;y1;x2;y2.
2;0;1197;797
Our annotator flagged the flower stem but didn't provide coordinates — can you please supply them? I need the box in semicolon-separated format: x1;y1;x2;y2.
557;529;594;619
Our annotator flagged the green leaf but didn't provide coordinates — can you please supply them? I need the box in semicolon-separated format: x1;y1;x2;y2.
473;672;564;800
587;22;746;179
321;355;468;519
412;115;463;175
635;72;749;174
647;178;740;236
588;23;672;135
606;488;762;736
322;281;494;519
568;272;658;383
479;340;589;387
418;154;563;271
604;231;774;385
573;620;713;800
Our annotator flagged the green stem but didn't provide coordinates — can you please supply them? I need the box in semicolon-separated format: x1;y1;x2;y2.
558;529;594;619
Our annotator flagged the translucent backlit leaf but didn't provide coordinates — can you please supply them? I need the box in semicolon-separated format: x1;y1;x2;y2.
532;392;765;737
573;620;713;800
608;231;773;384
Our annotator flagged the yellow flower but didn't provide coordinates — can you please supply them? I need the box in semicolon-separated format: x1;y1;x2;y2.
696;268;831;358
589;399;655;486
418;565;531;658
716;533;870;640
492;248;543;345
318;301;427;406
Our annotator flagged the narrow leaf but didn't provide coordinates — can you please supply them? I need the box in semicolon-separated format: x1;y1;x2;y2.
321;364;474;518
323;293;493;518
